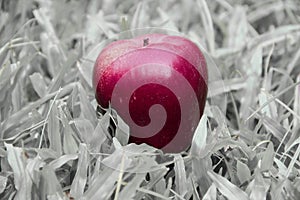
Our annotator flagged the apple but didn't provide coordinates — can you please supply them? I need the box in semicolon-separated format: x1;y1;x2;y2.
93;33;208;153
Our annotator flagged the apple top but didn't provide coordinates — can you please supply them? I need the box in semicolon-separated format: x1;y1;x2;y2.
93;33;208;90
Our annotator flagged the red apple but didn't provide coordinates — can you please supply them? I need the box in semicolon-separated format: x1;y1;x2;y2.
93;33;208;153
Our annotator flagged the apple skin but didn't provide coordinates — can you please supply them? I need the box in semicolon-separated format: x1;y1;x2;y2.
93;33;208;153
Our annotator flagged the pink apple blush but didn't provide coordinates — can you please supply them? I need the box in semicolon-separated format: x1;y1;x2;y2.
93;33;208;153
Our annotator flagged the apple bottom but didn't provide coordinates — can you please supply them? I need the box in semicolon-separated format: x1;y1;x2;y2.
110;63;200;153
128;83;181;148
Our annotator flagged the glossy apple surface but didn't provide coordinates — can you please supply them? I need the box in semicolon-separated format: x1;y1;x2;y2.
93;33;208;153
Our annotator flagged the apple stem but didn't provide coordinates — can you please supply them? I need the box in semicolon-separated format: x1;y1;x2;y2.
143;38;149;46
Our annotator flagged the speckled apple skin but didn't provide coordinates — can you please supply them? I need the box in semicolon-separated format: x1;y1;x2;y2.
93;34;208;153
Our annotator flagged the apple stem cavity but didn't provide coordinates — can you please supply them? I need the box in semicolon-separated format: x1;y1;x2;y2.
143;38;149;46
